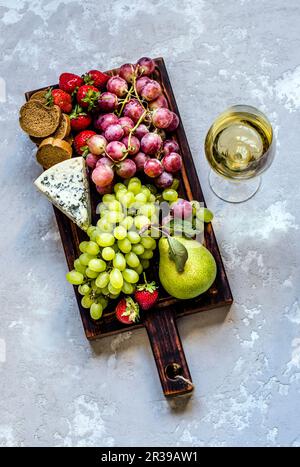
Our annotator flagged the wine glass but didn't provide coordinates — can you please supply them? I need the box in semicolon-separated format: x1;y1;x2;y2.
204;105;275;203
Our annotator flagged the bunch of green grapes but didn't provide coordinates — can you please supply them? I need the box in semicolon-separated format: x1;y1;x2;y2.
66;177;167;320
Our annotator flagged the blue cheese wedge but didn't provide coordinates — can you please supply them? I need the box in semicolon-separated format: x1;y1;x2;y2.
34;157;91;231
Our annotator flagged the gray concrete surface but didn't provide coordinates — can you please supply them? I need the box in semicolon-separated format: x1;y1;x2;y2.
0;0;299;447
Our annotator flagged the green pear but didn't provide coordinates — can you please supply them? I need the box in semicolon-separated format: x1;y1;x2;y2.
158;236;217;299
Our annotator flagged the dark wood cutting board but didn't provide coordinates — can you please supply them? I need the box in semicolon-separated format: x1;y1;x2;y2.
25;57;233;397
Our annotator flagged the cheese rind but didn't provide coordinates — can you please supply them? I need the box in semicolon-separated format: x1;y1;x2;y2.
34;157;91;231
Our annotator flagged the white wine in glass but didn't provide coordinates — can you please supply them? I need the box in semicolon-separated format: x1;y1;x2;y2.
205;105;275;203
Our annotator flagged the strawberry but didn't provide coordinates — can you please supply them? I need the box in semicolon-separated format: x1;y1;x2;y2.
84;69;110;89
115;297;140;325
134;277;158;310
77;84;100;111
74;130;96;155
70;105;92;132
59;72;83;94
45;88;72;113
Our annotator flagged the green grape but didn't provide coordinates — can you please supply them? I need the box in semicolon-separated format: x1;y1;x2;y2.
170;178;180;190
135;193;147;204
108;200;122;212
85;241;100;255
134;215;150;230
102;247;116;261
116;190;126;202
102;194;116;205
113;225;127;240
128;177;142;187
100;209;109;218
139;249;154;260
108;282;122;295
66;270;84;285
141;187;151;200
74;259;87;275
89;229;99;242
123;268;139;284
118;238;132;254
101;286;110;296
138;203;157;218
128;178;142;195
134;263;143;275
162;189;178;202
85;267;99;279
81;295;94;309
96;232;115;247
79;253;94;266
113;252;126;271
146;183;157;194
79;241;89;253
196;207;214;223
78;283;91;295
132;244;145;256
98;296;108;309
140;259;150;269
141;236;156;250
114;182;127;193
90;302;103;320
122;281;135;294
91;281;101;293
121;192;135;207
97;218;114;233
88;258;107;272
109;293;121;300
107;211;124;223
87;226;96;238
95;271;110;289
120;216;134;230
149;194;156;203
110;268;124;289
125;252;140;268
127;231;141;244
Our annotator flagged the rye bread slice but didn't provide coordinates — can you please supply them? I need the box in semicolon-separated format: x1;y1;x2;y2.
36;137;72;169
29;88;49;105
52;114;71;139
19;101;61;138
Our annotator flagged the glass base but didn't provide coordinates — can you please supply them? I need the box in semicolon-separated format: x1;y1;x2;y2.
208;170;261;203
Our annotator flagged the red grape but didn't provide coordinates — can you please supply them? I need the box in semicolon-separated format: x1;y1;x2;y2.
148;95;169;110
96;156;114;168
132;152;149;171
92;164;114;187
94;113;119;132
144;159;163;178
107;76;128;97
96;182;114;195
118;116;134;136
87;134;107;155
172;199;193;219
86;153;99;169
152;108;173;129
162;152;182;173
115;159;137;179
119;63;136;83
154;171;174;188
166;112;179;131
122;135;140;155
141;80;162;101
98;92;118;112
136;76;151;94
137;57;155;75
104;124;124;142
134;124;149;139
123;99;145;122
141;132;162;155
106;141;127;161
163;139;180;156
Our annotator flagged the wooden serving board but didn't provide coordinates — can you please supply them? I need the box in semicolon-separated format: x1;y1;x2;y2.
25;57;233;397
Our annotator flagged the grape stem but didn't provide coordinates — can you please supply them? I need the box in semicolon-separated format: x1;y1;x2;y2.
117;85;134;117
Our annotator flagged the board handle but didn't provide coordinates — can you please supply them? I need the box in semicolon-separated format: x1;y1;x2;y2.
144;308;194;397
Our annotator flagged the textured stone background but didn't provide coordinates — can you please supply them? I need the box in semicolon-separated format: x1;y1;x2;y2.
0;0;299;447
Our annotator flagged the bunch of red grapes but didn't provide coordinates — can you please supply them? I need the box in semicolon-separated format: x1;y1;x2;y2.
78;57;182;194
